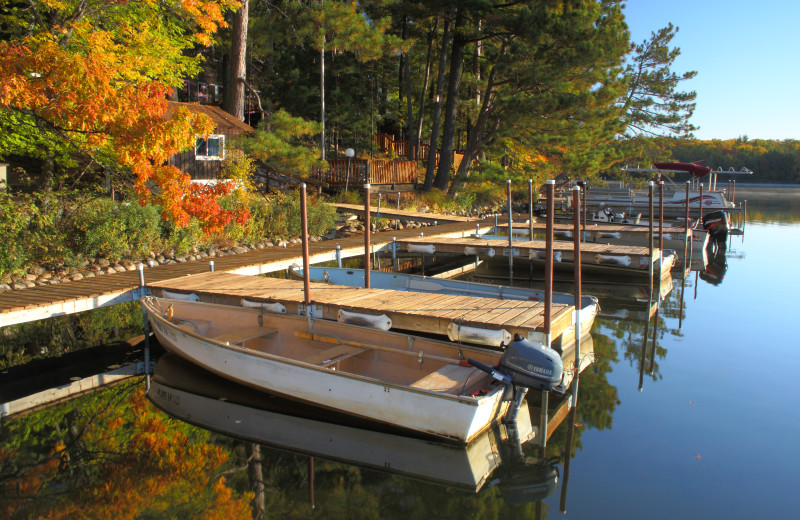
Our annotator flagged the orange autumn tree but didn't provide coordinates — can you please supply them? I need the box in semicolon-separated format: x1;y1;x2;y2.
0;0;247;232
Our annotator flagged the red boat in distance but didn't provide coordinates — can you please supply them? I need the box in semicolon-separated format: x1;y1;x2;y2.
653;161;713;178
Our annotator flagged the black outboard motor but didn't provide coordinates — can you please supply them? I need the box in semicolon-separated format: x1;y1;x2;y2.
702;210;729;246
469;334;564;392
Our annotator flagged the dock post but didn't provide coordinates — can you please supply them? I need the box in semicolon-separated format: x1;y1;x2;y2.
572;185;582;390
659;181;664;283
396;192;400;230
528;179;534;239
648;181;654;303
507;180;513;283
545;179;555;349
137;264;150;390
376;193;382;226
684;181;690;270
209;260;214;272
392;237;397;272
336;245;342;268
698;183;704;223
300;184;311;310
364;184;371;288
539;390;549;448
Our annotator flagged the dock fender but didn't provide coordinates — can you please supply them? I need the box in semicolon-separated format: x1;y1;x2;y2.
407;243;436;254
464;246;496;257
337;309;392;330
596;232;621;239
595;254;631;266
241;298;287;314
161;290;199;301
448;322;512;347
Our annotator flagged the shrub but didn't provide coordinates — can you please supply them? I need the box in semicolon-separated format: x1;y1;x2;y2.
258;190;337;239
73;198;162;261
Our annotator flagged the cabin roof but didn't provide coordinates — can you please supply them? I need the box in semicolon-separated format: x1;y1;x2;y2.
165;101;254;133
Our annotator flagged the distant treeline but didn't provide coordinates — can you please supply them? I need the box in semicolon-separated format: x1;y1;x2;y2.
663;138;800;184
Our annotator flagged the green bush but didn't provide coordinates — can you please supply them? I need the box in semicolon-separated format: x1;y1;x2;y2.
164;217;206;255
73;198;162;261
258;191;337;239
0;192;74;278
0;194;36;277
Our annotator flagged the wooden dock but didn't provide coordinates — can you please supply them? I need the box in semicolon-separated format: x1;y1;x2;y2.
0;219;483;328
333;203;476;225
147;271;574;344
396;236;671;278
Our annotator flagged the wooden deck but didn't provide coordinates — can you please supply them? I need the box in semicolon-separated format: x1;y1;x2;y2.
397;236;661;268
0;219;486;328
146;272;574;343
333;203;476;224
503;221;690;237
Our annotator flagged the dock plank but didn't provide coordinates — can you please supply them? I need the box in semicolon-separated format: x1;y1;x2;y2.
148;272;574;342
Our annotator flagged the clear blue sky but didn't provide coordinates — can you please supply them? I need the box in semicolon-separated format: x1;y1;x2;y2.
622;0;800;141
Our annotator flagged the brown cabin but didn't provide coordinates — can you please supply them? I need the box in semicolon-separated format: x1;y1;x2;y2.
165;102;254;181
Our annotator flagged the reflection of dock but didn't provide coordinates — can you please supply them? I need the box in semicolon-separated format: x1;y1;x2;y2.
147;271;574;342
1;337;151;418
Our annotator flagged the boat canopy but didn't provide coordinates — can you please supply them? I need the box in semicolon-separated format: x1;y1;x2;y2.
653;161;712;178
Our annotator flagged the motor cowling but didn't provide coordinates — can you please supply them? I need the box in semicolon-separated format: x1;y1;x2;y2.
702;210;729;238
498;334;564;391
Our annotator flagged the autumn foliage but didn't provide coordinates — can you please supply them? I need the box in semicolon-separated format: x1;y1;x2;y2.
0;384;252;519
0;0;246;233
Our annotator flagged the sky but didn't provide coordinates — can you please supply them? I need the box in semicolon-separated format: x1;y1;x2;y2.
622;0;800;141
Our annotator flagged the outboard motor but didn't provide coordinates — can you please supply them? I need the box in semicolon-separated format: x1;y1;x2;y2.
702;210;729;246
468;334;564;392
602;207;625;223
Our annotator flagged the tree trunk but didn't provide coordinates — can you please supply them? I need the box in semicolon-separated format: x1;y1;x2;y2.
247;442;266;520
423;15;452;191
415;20;437;162
447;63;499;196
433;10;465;191
401;17;415;160
224;0;249;120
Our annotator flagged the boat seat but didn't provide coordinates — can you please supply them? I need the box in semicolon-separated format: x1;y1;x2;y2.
409;364;482;395
212;326;278;345
304;345;366;367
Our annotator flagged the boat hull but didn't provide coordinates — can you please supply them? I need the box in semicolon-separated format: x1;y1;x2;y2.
142;297;511;443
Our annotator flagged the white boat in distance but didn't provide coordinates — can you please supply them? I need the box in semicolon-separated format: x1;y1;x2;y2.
141;296;555;443
290;266;599;347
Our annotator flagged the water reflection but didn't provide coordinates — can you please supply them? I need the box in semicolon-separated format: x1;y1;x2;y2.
148;354;534;493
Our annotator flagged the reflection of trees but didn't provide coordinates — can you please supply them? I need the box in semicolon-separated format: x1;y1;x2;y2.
595;304;669;385
0;302;143;370
0;383;251;519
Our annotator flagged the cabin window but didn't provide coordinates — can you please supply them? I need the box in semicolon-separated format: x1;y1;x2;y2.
195;135;225;161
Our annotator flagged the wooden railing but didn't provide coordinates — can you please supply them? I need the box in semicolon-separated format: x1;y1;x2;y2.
309;159;418;187
374;133;463;172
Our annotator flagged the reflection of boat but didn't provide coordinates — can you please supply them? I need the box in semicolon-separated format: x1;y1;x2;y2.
700;243;728;286
290;265;598;347
148;354;534;492
141;296;564;443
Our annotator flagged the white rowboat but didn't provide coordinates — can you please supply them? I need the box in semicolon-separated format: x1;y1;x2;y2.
141;296;529;443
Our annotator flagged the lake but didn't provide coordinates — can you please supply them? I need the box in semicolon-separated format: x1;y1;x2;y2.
2;185;799;518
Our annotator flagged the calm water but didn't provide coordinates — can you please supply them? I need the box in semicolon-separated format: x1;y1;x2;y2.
2;186;799;518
